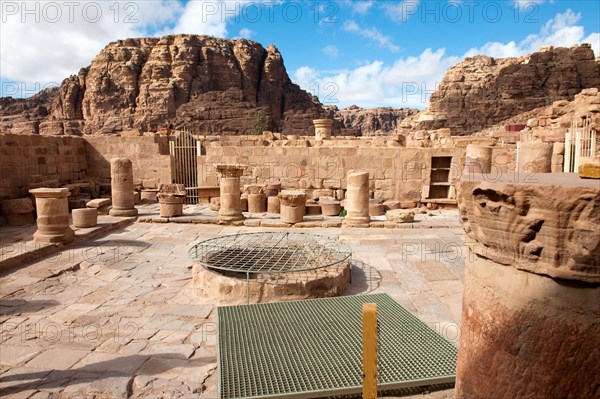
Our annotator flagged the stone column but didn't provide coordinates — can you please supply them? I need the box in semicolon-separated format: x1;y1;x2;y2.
279;190;306;224
29;188;74;244
455;173;600;399
517;142;553;173
267;196;280;214
463;144;493;174
342;172;370;227
158;183;186;218
248;194;267;213
320;200;341;216
216;164;245;223
313;119;333;140
109;158;138;217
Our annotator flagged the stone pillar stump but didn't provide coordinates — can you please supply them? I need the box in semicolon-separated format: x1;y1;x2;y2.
464;144;493;174
216;164;245;223
342;171;370;227
517;142;553;173
313;119;334;140
158;184;186;218
109;158;138;217
320;200;341;216
29;188;74;244
267;196;280;214
455;173;600;399
248;193;267;213
72;208;98;228
279;190;306;224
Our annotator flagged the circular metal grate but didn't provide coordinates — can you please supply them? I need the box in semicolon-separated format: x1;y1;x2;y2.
189;232;352;274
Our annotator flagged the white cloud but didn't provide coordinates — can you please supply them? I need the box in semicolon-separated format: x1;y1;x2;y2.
342;20;400;52
464;9;598;58
294;9;599;109
0;0;244;90
238;28;255;39
294;48;458;108
322;45;339;58
347;1;374;15
584;32;600;56
514;0;545;9
382;0;421;23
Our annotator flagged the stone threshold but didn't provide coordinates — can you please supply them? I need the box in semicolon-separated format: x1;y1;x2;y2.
0;215;136;272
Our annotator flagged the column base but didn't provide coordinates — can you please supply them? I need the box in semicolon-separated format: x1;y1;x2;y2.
109;208;138;217
342;217;370;228
218;214;245;224
33;228;75;244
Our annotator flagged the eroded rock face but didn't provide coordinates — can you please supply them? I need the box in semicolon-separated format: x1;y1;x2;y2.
328;105;419;136
0;35;326;135
413;44;600;134
456;173;600;399
457;173;600;283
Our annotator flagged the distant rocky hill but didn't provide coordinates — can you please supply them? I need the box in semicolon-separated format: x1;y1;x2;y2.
1;40;598;137
326;105;419;136
0;35;327;135
408;44;600;135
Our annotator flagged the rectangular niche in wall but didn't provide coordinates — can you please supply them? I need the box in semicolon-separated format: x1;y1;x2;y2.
428;156;452;199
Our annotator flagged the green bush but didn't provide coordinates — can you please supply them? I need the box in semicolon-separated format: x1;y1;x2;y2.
251;111;266;135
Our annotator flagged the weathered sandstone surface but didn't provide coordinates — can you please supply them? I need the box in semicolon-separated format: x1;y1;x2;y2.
456;173;600;398
409;44;600;134
2;42;598;137
457;173;600;282
0;35;326;135
327;105;419;136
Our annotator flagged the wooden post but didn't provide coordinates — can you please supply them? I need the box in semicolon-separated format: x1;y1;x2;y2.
362;303;377;399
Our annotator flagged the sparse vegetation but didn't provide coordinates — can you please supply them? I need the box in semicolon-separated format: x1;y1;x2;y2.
251;111;267;135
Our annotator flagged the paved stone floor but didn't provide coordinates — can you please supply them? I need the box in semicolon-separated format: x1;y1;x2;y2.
0;211;465;398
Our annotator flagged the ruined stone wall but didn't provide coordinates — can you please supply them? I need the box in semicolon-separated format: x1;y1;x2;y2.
198;137;467;202
0;134;86;200
84;136;171;188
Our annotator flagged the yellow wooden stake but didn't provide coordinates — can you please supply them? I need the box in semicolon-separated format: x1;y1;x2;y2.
362;303;377;399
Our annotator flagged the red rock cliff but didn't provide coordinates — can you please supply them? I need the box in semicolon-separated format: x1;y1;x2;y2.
0;35;326;135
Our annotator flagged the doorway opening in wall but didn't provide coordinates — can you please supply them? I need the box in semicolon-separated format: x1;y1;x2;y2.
169;129;201;204
428;156;452;199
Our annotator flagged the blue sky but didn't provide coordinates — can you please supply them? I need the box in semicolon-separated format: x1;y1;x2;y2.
1;0;599;109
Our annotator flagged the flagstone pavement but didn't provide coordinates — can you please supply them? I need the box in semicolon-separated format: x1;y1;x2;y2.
1;214;466;398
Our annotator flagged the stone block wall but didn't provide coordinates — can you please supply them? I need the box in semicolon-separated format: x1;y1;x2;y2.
85;136;171;189
0;134;86;200
198;138;466;202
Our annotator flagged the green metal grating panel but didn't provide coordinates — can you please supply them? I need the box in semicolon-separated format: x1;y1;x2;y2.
217;293;457;399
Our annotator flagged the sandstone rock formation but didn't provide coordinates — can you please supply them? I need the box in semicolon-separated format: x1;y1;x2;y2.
410;44;600;134
470;87;600;150
3;42;598;137
326;105;419;136
0;35;326;136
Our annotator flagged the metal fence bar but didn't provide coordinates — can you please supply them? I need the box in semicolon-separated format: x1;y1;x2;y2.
169;129;199;204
